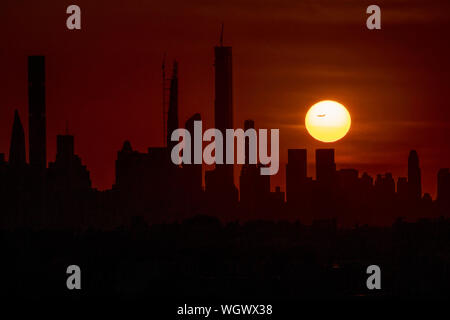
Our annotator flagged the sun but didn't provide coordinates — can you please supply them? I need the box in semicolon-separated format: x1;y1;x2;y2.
305;100;351;143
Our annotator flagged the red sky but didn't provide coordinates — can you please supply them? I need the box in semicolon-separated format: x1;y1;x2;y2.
1;0;450;196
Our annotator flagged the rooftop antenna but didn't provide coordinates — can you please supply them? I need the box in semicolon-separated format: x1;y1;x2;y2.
220;23;224;46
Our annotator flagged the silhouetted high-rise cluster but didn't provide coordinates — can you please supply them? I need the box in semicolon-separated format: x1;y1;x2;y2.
1;46;450;230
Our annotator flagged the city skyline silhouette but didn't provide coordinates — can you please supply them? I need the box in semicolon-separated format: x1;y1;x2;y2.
1;49;449;228
1;45;449;200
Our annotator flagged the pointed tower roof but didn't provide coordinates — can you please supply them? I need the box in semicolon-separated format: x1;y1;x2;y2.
9;109;26;166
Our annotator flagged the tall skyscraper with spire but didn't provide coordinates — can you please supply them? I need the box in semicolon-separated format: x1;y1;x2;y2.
205;27;238;210
28;56;47;170
9;110;26;167
214;32;234;186
408;150;422;200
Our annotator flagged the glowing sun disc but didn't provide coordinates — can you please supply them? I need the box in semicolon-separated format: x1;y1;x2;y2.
305;100;351;143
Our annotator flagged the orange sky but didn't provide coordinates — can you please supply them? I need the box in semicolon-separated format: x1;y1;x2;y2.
1;0;450;196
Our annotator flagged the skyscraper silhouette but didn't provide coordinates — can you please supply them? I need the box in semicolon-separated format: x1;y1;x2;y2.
408;150;422;200
9;110;26;167
48;134;91;191
315;149;336;185
286;149;307;203
184;113;203;213
205;36;238;209
239;120;261;216
28;56;47;170
214;40;234;188
167;61;179;152
56;134;74;159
